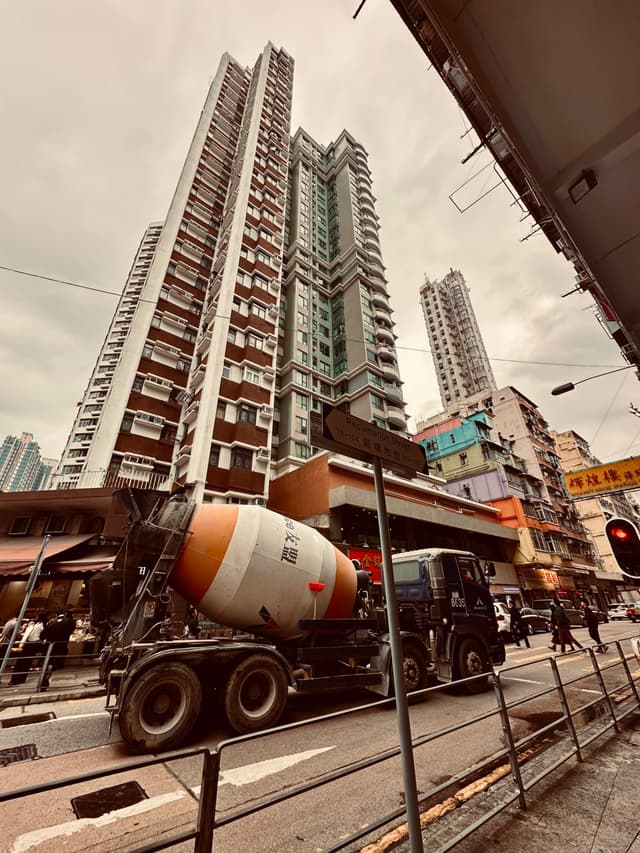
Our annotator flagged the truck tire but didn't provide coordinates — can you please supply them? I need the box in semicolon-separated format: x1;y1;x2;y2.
224;654;288;734
402;641;428;693
456;638;489;693
119;663;202;754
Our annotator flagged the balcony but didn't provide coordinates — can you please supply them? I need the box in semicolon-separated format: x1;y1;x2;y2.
381;362;401;382
386;406;406;428
374;308;392;326
372;291;391;311
376;326;394;345
377;344;395;362
383;382;404;401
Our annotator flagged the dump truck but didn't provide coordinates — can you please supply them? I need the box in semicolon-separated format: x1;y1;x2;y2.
98;490;504;753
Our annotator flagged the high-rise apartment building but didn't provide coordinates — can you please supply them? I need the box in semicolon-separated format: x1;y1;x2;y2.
55;43;406;502
420;269;496;407
0;433;57;492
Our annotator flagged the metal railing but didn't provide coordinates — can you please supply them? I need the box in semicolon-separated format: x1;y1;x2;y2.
1;636;639;852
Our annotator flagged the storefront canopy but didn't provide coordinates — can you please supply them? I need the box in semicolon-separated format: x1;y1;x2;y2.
0;534;98;577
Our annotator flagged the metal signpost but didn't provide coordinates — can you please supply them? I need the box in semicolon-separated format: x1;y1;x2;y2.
311;405;428;852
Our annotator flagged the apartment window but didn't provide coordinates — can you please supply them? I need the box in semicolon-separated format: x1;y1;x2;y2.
293;369;309;387
297;331;308;345
121;414;133;433
243;366;261;384
216;401;226;420
209;445;220;467
238;404;257;424
231;447;253;470
222;362;231;379
295;416;308;434
247;333;264;350
227;329;237;344
295;442;310;459
296;392;309;410
296;349;308;365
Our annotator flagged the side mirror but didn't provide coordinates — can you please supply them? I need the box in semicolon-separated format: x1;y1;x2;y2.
484;561;496;578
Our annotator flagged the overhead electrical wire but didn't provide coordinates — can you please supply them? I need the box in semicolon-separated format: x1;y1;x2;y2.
0;262;627;373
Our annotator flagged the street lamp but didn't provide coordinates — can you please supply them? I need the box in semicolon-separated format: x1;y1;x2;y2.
551;364;638;396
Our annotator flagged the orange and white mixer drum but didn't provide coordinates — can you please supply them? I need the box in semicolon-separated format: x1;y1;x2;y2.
169;504;357;640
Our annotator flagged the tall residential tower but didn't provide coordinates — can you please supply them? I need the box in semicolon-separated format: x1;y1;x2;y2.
55;43;406;502
420;269;496;407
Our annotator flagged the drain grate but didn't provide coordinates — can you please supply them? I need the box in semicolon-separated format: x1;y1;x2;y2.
1;712;56;728
71;781;148;819
0;744;38;767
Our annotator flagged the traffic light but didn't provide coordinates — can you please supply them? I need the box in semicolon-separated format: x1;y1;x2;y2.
605;517;640;580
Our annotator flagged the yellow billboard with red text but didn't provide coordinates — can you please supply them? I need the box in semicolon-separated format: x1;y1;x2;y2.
563;456;640;498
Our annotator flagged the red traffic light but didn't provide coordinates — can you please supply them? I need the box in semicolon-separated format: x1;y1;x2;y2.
605;517;640;580
609;525;630;541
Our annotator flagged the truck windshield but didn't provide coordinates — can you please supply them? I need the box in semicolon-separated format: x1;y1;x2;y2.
392;559;420;583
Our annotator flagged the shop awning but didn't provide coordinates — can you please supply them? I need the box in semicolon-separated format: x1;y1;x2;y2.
0;534;97;577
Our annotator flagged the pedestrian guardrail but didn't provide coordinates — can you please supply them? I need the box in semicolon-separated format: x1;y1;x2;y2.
1;635;639;852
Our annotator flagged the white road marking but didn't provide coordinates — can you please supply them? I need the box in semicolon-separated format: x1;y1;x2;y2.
9;791;185;853
8;746;336;851
192;745;336;793
498;676;545;685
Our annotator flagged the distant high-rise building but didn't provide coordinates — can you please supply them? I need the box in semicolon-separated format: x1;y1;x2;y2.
420;269;496;407
55;43;406;502
0;433;57;492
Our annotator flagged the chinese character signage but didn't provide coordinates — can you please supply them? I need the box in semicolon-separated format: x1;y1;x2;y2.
563;456;640;499
348;548;383;583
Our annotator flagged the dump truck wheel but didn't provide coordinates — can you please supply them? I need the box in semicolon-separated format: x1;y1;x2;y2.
402;641;428;693
119;663;202;754
224;654;288;734
456;639;489;693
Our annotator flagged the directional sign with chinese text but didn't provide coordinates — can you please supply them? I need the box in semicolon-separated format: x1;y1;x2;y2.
310;405;429;476
563;455;640;498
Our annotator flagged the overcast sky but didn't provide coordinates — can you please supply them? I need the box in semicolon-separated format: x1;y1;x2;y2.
0;0;637;466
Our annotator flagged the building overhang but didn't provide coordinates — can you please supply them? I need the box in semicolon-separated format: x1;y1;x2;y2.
389;0;640;364
328;484;519;542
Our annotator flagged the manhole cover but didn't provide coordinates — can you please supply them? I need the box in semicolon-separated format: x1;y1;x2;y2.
71;781;148;819
0;744;38;767
1;712;55;729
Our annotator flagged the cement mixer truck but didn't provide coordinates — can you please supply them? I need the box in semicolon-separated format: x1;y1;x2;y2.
98;490;503;753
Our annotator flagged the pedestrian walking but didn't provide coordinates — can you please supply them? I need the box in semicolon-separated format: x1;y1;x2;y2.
41;610;76;689
582;602;607;653
552;596;584;654
508;600;530;648
9;612;49;685
0;614;19;660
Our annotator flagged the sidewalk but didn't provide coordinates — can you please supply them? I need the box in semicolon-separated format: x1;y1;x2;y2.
0;663;105;710
372;712;640;853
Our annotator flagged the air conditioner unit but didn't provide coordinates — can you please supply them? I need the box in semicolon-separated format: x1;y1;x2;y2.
260;405;273;417
268;305;279;317
256;448;270;461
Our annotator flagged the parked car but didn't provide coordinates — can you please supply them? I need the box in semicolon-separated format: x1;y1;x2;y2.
626;602;640;622
607;603;629;621
532;599;584;627
494;602;511;637
519;607;550;634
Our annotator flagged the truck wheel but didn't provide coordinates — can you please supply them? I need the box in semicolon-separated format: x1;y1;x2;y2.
119;663;202;754
224;654;288;734
402;641;428;693
456;639;489;693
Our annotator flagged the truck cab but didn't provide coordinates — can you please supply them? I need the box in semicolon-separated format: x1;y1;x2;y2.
392;548;504;687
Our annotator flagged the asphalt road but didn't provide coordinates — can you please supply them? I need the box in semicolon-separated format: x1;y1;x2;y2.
0;622;636;853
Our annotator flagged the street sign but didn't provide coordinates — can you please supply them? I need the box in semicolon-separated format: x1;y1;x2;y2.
563;455;640;499
310;405;429;476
